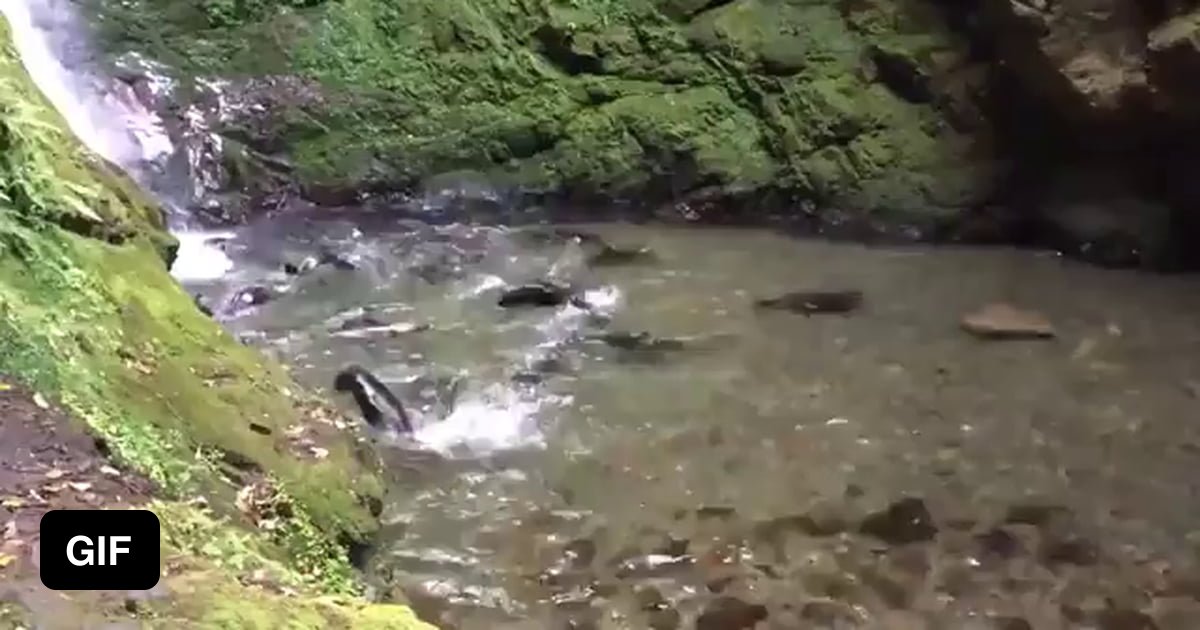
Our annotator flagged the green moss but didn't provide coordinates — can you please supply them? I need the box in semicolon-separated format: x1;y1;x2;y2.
84;0;993;222
0;15;412;621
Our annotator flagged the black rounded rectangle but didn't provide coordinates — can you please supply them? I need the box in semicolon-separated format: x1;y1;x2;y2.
39;509;161;591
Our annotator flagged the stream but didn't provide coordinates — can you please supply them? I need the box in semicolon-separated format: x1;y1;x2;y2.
8;1;1200;628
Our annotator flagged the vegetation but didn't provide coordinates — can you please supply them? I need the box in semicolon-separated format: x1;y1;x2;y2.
85;0;995;225
0;17;428;627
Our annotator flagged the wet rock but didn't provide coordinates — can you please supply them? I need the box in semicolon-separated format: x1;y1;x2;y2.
991;617;1033;630
587;245;657;267
800;599;864;626
332;365;413;433
563;538;597;569
647;607;681;630
754;290;863;316
225;286;273;314
960;303;1055;340
586;332;687;353
975;527;1024;559
859;497;938;545
695;596;768;630
1004;503;1071;528
498;281;572;308
1097;609;1159;630
1039;535;1100;567
696;505;737;520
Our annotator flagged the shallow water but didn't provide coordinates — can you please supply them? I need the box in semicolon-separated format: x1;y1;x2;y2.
184;216;1200;629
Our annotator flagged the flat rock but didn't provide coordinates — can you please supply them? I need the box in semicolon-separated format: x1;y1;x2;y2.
961;303;1055;339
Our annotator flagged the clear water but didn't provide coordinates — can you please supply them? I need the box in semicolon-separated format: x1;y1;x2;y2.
185;215;1200;629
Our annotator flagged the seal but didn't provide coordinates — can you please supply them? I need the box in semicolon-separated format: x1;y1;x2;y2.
333;365;413;434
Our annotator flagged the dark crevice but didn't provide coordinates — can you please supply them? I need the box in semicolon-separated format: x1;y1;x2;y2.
532;25;604;76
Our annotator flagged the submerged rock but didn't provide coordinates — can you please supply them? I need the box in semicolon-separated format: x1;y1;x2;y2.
332;365;413;434
695;596;768;630
498;281;573;308
587;245;657;267
859;497;938;545
961;303;1055;339
754;290;864;315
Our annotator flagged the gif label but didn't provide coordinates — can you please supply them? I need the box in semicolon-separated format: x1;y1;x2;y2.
39;509;161;590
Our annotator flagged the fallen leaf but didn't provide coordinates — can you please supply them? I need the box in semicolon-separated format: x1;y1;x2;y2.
99;465;121;477
68;482;93;492
310;447;329;460
0;383;11;391
3;520;17;539
32;393;49;409
42;483;65;494
1;497;25;509
0;553;14;568
44;469;65;480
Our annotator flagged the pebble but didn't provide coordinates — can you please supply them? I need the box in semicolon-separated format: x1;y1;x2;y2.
960;303;1055;339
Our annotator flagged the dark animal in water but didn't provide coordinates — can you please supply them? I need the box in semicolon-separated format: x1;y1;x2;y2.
333;365;413;433
754;290;863;315
498;281;573;308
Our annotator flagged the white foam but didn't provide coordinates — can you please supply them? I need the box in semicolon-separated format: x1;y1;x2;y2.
170;230;235;282
412;384;558;458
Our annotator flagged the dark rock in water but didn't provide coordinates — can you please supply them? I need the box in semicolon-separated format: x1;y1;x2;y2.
335;314;388;331
498;281;572;308
695;596;768;630
586;332;687;352
332;365;413;434
1004;503;1071;527
859;497;937;545
976;527;1023;559
800;600;863;626
318;249;357;270
587;245;657;267
991;617;1033;630
227;286;272;312
1039;536;1099;567
193;294;213;316
1096;609;1159;630
754;290;863;315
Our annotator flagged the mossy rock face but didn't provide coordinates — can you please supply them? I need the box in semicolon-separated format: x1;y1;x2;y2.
85;0;998;226
0;18;425;622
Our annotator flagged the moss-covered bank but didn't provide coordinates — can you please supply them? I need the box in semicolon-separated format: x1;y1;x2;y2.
87;0;998;227
0;16;429;628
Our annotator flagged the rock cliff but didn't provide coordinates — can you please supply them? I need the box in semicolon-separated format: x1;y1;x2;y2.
83;0;1200;263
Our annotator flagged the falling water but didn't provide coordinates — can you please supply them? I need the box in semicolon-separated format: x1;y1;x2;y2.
0;0;235;282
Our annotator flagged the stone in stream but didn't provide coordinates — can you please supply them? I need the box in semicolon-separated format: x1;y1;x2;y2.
585;331;687;352
859;497;938;545
332;365;413;434
754;290;864;315
960;303;1055;339
225;286;273;314
587;244;657;267
695;596;769;630
497;280;573;308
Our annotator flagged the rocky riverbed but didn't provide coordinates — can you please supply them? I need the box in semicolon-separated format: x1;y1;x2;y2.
183;212;1200;629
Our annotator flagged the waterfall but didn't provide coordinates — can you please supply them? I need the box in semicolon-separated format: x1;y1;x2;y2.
0;0;234;281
